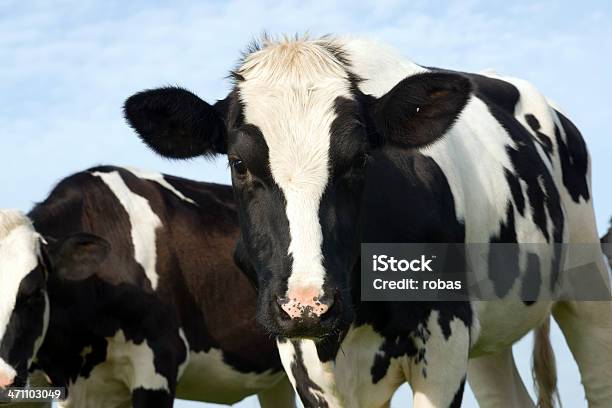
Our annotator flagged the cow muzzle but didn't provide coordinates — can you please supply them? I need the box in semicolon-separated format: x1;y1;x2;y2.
279;286;331;319
275;287;341;338
0;359;16;389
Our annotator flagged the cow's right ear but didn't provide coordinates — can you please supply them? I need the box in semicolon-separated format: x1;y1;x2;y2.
49;233;110;281
124;86;227;159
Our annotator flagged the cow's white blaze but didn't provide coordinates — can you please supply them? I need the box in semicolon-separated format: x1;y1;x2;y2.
91;171;162;290
125;167;197;205
0;210;40;379
237;38;352;303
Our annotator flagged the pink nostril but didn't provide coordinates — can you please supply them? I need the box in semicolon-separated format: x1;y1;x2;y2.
279;287;331;319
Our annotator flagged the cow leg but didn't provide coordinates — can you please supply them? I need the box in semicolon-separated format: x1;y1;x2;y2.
277;338;341;407
468;348;535;408
553;300;612;407
407;313;470;408
257;375;296;408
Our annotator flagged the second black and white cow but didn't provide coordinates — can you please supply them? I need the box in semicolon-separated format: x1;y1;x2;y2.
125;36;612;407
0;166;294;407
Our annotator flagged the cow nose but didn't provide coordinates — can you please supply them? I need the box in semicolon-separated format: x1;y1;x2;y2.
278;287;332;319
0;372;14;389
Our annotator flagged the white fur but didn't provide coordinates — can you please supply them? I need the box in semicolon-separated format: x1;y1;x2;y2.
237;37;353;299
91;171;162;290
0;211;40;348
61;330;169;408
124;167;197;205
0;357;17;386
0;211;49;388
277;339;341;407
176;348;283;404
409;312;470;408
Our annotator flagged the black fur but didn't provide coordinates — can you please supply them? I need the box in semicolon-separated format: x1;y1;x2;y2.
124;86;227;158
373;72;472;148
554;111;590;203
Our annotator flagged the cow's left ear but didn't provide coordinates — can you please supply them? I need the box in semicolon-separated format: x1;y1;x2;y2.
370;72;472;148
124;86;228;159
49;233;110;281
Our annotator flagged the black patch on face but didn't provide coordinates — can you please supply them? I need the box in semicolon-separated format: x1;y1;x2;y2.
289;340;329;408
554;111;590;203
228;125;274;183
525;114;553;160
522;253;541;306
223;95;296;328
449;376;467;408
0;265;47;385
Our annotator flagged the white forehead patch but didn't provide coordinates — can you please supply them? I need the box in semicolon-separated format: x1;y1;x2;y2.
91;171;162;290
124;167;197;206
0;210;41;341
237;37;353;297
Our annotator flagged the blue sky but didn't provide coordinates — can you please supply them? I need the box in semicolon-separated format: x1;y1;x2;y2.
1;1;610;406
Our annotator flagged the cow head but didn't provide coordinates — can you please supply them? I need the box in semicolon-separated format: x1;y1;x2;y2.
0;210;108;388
125;37;471;339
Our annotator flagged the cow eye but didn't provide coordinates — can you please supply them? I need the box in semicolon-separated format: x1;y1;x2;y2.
229;158;248;176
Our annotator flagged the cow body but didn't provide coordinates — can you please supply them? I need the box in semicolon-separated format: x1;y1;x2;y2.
126;36;612;407
0;166;293;407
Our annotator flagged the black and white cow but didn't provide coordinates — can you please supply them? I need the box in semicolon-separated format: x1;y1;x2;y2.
125;36;612;407
0;166;294;407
